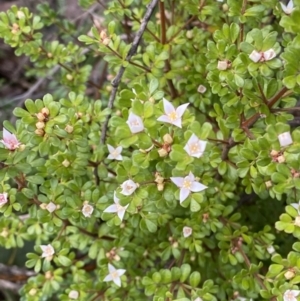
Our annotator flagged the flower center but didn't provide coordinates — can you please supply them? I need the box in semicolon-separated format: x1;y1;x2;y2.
111;270;119;279
0;195;5;202
116;203;123;212
285;291;295;301
168;111;177;121
126;185;133;191
182;180;192;189
44;246;53;256
112;150;119;157
189;142;200;154
130;119;140;127
83;205;92;214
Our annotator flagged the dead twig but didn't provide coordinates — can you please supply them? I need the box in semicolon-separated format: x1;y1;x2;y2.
100;0;158;144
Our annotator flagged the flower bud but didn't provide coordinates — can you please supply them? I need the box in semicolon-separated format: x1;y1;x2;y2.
102;37;110;45
277;155;285;163
36;121;45;129
149;96;155;103
66;74;73;81
75;112;83;119
157;183;164;191
65;125;74;133
41;107;50;116
270;150;279;156
62;159;70;167
17;11;25;19
36;112;46;121
249;50;262;63
19;144;26;151
263;48;276;61
29;289;37;296
197;85;207;94
155;173;164;184
295;216;300;227
100;30;107;40
35;128;45;136
69;290;79;300
265;181;272;189
186;30;193;39
163;133;173;144
158;148;168;157
217;60;229;70
284;269;295;280
47;52;53;58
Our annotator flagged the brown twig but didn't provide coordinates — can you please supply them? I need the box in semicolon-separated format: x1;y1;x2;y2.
100;0;159;144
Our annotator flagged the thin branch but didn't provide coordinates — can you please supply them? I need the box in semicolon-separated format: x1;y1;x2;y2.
100;0;159;144
159;1;167;44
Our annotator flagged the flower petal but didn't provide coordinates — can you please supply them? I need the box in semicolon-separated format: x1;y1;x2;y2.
287;0;294;10
117;207;126;221
172;118;182;128
176;103;189;118
107;144;114;153
117;269;126;277
180;188;190;203
113;276;121;287
157;115;171;124
170;177;184;187
108;263;116;273
162;98;175;115
190;181;207;192
104;204;117;213
103;274;113;282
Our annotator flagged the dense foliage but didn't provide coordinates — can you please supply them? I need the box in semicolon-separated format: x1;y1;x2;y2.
0;0;300;300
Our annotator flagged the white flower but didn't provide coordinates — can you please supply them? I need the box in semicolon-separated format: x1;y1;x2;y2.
0;193;8;207
183;134;207;158
82;202;94;217
263;49;276;61
170;172;207;203
104;192;129;221
249;50;262;63
40;244;55;259
157;98;189;128
194;298;203;301
46;202;56;213
107;145;123;161
68;290;79;299
217;60;229;70
237;298;253;301
183;226;193;238
120;179;138;196
126;112;144;134
103;263;126;287
278;131;293;147
1;128;21;150
280;0;294;14
283;290;300;301
267;245;275;254
197;85;207;94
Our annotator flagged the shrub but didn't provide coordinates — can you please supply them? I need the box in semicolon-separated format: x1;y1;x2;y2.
0;0;300;300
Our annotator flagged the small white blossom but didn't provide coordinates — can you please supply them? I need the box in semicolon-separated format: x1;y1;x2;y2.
184;134;207;158
263;49;276;61
267;245;275;254
171;172;207;203
291;201;300;214
278;131;293;147
46;202;56;213
283;290;300;301
104;192;129;221
194;298;203;301
197;85;207;94
120;179;138;196
217;60;229;70
82;202;94;217
103;263;126;287
249;50;262;63
157;98;189;128
68;290;79;299
40;244;55;259
0;193;8;207
107;145;123;161
183;226;193;238
126;112;144;134
280;0;294;14
1;128;21;150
